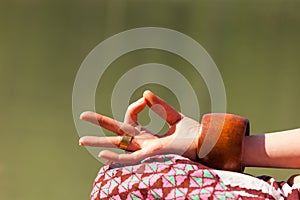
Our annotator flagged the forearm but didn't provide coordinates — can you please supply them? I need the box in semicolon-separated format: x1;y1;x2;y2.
243;128;300;168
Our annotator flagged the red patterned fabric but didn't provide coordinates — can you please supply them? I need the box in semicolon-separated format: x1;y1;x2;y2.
90;154;300;200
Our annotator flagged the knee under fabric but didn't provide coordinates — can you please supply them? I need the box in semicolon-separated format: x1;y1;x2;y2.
197;113;250;172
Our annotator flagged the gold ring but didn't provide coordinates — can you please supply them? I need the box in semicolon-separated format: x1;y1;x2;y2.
119;136;133;150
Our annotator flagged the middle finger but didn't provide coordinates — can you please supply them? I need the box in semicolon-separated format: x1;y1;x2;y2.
80;111;139;136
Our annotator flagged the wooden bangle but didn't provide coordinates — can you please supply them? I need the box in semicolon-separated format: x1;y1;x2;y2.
197;113;250;172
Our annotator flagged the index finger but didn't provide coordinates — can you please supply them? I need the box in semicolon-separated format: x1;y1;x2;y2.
80;111;139;136
143;90;182;125
124;97;146;124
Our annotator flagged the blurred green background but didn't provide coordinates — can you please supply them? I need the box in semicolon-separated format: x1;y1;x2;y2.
1;1;300;199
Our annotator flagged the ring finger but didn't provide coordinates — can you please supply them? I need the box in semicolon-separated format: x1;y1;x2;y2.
79;135;140;151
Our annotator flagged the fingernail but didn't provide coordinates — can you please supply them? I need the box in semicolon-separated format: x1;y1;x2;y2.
80;111;96;121
98;151;104;158
143;90;152;97
80;111;89;120
79;138;84;146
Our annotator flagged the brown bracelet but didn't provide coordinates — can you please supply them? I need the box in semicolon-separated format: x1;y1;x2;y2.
197;113;250;172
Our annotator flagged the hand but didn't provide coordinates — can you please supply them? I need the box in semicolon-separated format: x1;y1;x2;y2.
79;90;201;164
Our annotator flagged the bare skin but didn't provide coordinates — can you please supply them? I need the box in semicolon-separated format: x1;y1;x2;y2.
80;90;200;164
79;90;300;172
243;128;300;168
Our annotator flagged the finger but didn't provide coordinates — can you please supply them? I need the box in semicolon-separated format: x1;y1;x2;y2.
79;135;141;151
79;136;121;148
98;139;165;164
80;111;139;136
143;90;182;125
98;149;153;165
124;97;146;124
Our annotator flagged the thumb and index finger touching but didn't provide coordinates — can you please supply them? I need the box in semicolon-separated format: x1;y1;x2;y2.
122;90;182;127
143;90;182;126
80;90;182;137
